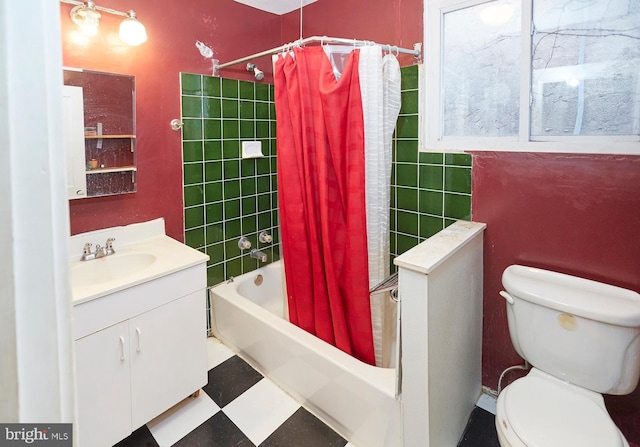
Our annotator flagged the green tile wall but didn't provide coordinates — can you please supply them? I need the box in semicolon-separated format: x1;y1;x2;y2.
390;65;472;270
181;65;472;284
180;73;279;287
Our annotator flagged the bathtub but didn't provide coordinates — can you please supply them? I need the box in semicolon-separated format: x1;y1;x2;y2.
209;261;401;447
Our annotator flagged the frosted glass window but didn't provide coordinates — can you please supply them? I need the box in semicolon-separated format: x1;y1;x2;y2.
531;0;640;136
442;0;521;137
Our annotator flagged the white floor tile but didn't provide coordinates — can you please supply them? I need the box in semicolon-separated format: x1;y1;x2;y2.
147;391;220;447
476;392;497;415
223;378;301;445
207;337;235;370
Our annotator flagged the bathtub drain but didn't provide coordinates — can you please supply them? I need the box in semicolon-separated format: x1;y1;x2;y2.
254;274;264;286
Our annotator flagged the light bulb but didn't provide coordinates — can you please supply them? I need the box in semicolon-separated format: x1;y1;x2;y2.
119;11;147;46
70;2;101;36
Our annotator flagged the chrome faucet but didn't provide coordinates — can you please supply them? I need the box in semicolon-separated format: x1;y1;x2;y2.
250;249;267;263
80;238;116;261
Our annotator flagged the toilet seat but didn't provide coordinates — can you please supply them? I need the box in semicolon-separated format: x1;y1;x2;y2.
500;375;624;447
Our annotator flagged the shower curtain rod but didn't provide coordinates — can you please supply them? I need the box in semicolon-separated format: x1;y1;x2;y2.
213;35;422;74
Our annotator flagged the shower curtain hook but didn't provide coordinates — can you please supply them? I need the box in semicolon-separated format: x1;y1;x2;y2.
394;45;400;57
321;35;327;47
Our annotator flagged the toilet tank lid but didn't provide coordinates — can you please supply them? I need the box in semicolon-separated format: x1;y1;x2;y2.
503;265;640;327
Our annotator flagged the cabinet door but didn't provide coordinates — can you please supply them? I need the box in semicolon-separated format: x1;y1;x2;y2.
75;321;131;447
62;85;87;199
129;292;207;429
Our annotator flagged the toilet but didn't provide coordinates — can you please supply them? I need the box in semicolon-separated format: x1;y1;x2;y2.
495;265;640;447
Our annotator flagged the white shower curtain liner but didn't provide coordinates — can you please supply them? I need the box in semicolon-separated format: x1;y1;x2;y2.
360;46;401;367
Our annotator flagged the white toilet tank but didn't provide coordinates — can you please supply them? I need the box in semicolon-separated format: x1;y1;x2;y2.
502;265;640;395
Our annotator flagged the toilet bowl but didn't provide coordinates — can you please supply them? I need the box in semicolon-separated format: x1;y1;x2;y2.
495;369;629;447
496;265;640;447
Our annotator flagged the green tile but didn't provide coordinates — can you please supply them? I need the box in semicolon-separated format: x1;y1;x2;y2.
390;185;396;208
242;256;259;274
239;81;255;100
241;159;256;177
242;196;257;214
182;96;202;118
396;210;419;236
226;256;242;277
206;202;223;224
396;187;418;212
419;152;444;164
184;185;203;207
419;165;443;190
390;231;397;255
390;209;396;232
202;76;221;97
444;193;471;220
204;140;222;160
400;90;419;115
445;166;471;194
445;153;472;167
181;73;202;95
222;99;239;119
395;140;418;163
224;199;240;219
221;78;239;98
270;157;277;172
223;180;241;199
205;161;222;182
207;264;224;286
269;102;276;119
206;223;224;244
420;215;444;239
183;163;203;185
396;163;418;187
204;182;223;203
203;97;221;118
256;158;270;175
396;115;419;139
271;209;279;226
240;101;255;119
242;215;257;233
204;120;221;139
255;83;269;101
270;174;278;190
206;243;224;264
257;193;270;212
222;140;240;159
241;177;256;194
256;102;269;119
185;227;205;248
223;121;239;139
400;65;418;90
256;176;270;193
182;119;202;140
240;121;255;139
419;190;443;215
396;233;419;255
256;121;270;138
184;206;204;229
183;141;203;162
225;218;242;239
271;192;278;208
223;160;240;179
257;212;271;229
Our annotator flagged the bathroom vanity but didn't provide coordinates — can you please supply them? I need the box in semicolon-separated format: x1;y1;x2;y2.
70;219;209;447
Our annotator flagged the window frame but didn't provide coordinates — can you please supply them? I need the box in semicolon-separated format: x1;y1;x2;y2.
421;0;640;154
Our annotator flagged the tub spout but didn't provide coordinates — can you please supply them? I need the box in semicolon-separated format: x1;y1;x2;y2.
250;249;267;263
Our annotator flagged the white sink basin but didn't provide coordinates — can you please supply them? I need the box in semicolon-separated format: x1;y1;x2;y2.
72;253;157;288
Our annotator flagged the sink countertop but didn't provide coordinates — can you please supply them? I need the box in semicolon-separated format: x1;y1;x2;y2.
70;219;209;305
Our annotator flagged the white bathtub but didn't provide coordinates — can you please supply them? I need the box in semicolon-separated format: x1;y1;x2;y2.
209;261;401;447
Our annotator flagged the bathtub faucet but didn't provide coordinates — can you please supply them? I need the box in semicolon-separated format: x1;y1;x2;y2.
250;249;267;263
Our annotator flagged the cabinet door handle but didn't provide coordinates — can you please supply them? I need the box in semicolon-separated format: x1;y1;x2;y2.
135;327;141;352
119;336;125;361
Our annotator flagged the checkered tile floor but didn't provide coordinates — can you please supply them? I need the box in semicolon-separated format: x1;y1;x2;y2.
113;338;499;447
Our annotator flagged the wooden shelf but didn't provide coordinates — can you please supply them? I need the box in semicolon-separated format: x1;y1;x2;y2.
85;134;136;139
86;166;136;174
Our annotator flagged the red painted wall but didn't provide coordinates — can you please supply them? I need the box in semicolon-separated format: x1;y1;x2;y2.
472;151;640;444
61;0;282;240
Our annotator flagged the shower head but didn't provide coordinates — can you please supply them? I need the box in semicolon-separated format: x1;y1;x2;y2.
246;63;264;81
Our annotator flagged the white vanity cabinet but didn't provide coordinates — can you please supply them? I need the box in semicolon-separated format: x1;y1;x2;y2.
73;264;208;447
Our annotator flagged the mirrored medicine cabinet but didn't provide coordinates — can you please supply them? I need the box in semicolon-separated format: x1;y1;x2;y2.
62;69;137;199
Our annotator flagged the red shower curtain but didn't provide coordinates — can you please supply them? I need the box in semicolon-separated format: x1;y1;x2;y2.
274;46;375;365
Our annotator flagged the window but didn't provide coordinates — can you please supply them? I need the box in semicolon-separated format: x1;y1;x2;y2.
424;0;640;154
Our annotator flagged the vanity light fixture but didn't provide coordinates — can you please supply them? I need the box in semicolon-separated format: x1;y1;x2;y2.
61;0;147;46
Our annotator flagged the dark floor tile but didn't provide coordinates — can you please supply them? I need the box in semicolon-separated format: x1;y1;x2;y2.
457;407;500;447
173;411;255;447
259;407;347;447
113;425;159;447
203;355;263;407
